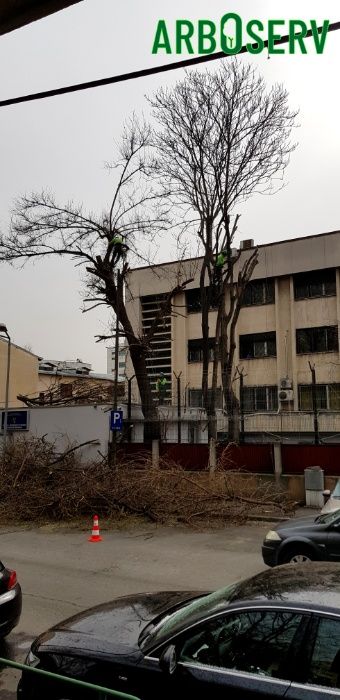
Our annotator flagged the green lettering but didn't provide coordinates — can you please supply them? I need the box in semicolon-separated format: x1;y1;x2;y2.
152;20;172;54
310;19;330;54
221;13;242;55
246;19;264;54
289;20;308;54
198;20;216;54
176;20;194;54
268;19;285;54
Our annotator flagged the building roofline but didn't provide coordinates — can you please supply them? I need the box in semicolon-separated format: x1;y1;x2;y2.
129;228;340;273
0;337;41;359
38;369;114;381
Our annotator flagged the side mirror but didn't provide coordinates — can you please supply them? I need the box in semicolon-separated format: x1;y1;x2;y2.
159;644;177;675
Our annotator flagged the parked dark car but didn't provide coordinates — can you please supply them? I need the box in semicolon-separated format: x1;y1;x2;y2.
18;563;340;699
0;560;22;637
262;507;340;566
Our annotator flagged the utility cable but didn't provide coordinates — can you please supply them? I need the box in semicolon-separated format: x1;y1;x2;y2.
0;21;339;107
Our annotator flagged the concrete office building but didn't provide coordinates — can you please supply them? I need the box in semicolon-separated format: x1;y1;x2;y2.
126;230;340;442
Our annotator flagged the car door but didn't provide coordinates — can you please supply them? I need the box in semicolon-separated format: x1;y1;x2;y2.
285;613;340;700
147;607;309;700
325;521;340;560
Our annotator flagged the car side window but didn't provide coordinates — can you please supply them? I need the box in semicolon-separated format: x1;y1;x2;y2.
307;617;340;689
178;610;303;680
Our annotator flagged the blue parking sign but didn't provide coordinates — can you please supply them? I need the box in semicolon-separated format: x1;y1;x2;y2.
110;410;123;431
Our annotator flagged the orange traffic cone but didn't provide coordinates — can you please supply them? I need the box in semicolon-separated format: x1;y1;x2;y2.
88;514;102;542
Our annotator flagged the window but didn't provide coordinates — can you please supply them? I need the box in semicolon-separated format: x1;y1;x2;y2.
188;339;215;363
242;386;278;412
294;268;336;300
179;609;303;680
188;388;222;409
60;383;73;398
298;384;340;411
296;326;338;354
186;288;217;314
239;332;276;359
242;278;275;306
307;617;340;689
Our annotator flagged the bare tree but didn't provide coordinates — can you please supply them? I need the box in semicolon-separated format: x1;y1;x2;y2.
0;120;190;438
150;60;298;443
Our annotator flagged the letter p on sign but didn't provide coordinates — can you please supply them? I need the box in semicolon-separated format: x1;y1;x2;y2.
110;410;123;431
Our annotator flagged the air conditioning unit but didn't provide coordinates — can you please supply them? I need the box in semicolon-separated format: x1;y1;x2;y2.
278;389;294;402
280;378;292;390
240;239;255;250
231;248;238;258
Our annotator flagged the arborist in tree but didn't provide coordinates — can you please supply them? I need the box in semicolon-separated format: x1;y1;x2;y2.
109;234;129;263
216;249;228;270
213;248;228;298
156;372;167;405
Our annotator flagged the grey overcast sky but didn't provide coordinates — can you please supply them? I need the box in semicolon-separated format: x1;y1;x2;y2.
0;1;339;371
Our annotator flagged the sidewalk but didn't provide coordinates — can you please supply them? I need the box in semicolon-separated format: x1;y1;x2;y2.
249;505;320;523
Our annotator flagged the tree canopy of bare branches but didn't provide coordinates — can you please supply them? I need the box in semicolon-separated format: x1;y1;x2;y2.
150;60;298;443
0;119;190;435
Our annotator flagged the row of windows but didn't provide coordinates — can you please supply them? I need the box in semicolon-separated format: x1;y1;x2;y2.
185;268;336;313
188;384;340;412
188;326;339;363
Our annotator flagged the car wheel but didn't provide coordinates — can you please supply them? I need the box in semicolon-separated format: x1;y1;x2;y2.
280;547;314;564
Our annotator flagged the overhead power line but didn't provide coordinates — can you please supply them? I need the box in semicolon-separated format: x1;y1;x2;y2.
0;20;340;108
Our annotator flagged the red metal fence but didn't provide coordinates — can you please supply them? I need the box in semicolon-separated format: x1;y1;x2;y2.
121;443;340;475
282;445;340;475
121;443;274;472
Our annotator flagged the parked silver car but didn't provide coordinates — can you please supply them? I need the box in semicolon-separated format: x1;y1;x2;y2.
321;480;340;514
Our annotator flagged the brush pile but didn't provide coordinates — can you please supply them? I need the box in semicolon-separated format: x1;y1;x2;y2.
0;436;294;524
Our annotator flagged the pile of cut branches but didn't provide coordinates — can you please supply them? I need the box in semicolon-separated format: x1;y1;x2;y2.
0;437;294;524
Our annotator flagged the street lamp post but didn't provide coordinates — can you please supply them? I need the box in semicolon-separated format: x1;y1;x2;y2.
0;323;11;462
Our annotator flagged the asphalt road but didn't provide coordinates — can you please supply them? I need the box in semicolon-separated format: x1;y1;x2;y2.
0;520;273;698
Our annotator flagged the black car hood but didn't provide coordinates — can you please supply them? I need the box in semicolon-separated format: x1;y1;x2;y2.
278;515;320;534
34;591;204;659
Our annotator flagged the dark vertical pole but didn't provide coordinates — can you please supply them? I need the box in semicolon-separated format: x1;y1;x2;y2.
309;362;320;445
239;370;245;444
177;374;181;444
127;375;135;443
112;269;120;467
113;270;120;413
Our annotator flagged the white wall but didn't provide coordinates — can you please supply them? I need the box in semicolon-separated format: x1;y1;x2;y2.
27;404;112;461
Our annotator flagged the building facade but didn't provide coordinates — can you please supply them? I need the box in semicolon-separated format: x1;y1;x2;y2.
126;229;340;443
107;345;127;382
37;359;114;405
0;339;40;409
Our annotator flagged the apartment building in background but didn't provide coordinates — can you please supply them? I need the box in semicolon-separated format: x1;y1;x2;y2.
125;229;340;443
107;344;127;382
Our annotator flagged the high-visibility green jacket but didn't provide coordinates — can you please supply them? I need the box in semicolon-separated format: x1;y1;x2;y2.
111;235;123;246
157;377;167;390
216;252;226;268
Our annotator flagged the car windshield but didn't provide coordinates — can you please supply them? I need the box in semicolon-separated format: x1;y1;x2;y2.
315;509;340;525
332;480;340;498
139;582;238;653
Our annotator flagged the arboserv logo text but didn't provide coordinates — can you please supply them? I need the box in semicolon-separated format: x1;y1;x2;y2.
152;15;330;55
